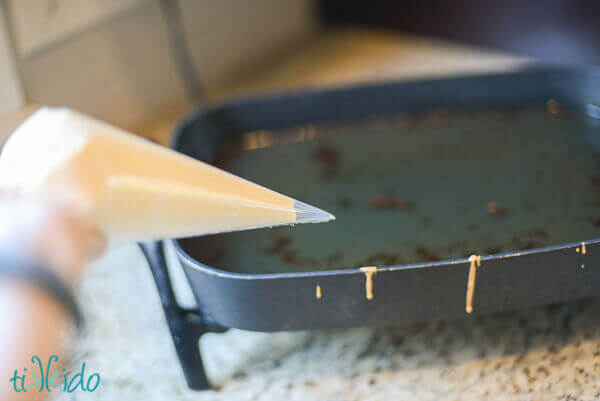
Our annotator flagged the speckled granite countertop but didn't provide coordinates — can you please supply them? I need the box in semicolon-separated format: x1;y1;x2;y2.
57;244;600;401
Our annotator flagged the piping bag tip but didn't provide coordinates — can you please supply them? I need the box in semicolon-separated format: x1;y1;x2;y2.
0;106;337;239
293;200;336;224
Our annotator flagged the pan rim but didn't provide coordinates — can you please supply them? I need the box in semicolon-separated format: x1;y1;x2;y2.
171;237;600;280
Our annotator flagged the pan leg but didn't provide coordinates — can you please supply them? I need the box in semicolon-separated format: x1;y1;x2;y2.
139;241;226;390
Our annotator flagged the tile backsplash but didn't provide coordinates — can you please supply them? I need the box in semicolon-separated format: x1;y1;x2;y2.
5;0;316;129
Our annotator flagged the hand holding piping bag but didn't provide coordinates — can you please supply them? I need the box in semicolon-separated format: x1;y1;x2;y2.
0;198;105;401
0;108;334;401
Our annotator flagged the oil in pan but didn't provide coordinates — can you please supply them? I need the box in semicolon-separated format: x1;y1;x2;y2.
180;104;600;275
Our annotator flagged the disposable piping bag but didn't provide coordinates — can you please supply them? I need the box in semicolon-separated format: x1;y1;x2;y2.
0;107;334;241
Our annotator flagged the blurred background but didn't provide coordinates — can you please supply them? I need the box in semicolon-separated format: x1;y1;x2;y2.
1;0;574;143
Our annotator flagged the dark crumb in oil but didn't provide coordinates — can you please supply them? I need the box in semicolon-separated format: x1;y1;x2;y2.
486;201;507;217
523;241;544;250
415;246;440;262
280;249;319;266
355;252;402;267
208;249;225;264
485;247;503;255
430;108;450;126
281;250;298;265
313;145;340;179
522;200;536;212
423;216;433;226
264;236;292;254
368;196;411;211
396;114;419;130
546;99;569;117
313;145;339;165
525;229;548;239
327;251;344;265
589;217;600;227
512;236;545;251
591;174;600;188
493;106;513;120
378;253;401;265
337;196;354;209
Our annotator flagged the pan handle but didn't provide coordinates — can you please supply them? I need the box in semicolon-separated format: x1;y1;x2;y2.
138;240;225;390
